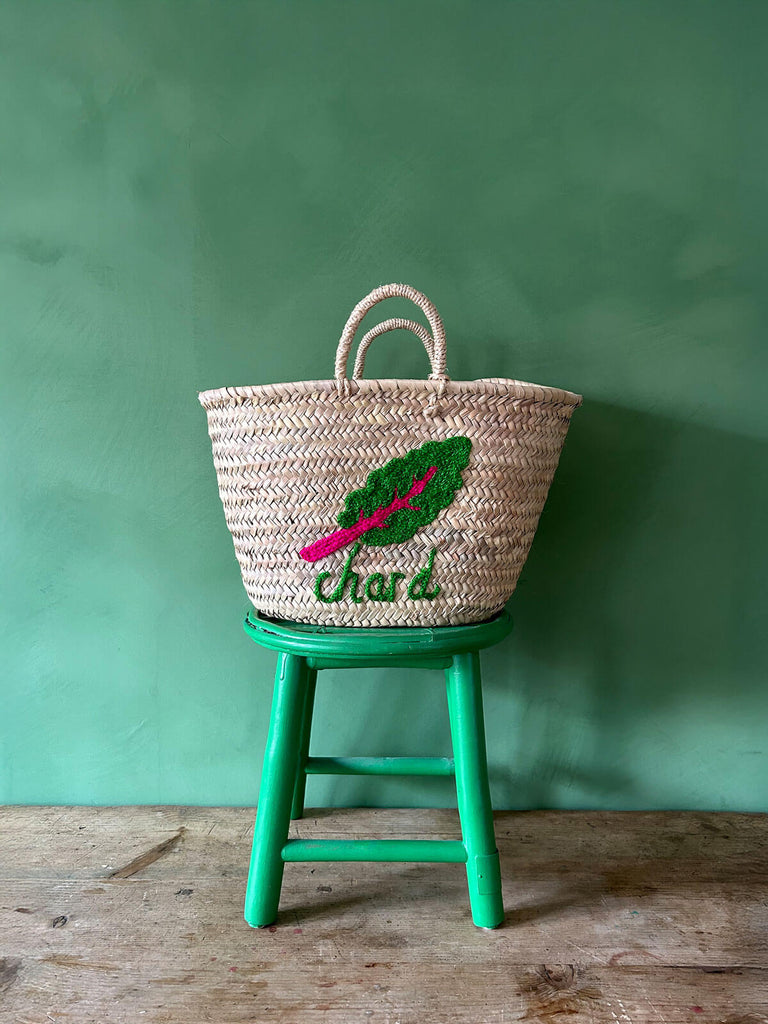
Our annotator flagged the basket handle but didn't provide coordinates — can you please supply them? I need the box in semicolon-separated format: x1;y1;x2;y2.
352;318;435;378
334;283;448;397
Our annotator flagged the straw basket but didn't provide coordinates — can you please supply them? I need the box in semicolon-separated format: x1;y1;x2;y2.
199;283;582;627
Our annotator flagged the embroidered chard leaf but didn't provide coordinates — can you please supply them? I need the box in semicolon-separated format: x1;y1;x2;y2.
300;436;471;562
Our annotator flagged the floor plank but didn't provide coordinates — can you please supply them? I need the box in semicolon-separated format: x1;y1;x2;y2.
0;807;766;1023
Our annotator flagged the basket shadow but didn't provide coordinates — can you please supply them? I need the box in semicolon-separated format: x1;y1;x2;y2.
483;399;768;809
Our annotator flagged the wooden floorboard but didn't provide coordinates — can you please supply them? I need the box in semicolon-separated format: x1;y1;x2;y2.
0;807;766;1022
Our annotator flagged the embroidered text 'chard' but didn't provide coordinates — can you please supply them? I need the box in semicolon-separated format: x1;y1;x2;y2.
314;544;441;604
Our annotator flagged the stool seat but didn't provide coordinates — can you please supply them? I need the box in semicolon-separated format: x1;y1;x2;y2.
244;608;512;668
242;608;513;930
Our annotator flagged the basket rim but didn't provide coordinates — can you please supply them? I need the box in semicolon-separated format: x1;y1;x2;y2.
198;377;583;409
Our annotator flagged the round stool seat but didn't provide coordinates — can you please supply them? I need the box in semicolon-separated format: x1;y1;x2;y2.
244;607;513;663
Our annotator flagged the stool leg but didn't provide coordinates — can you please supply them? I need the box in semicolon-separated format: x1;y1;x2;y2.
291;666;317;820
446;651;504;929
244;652;308;928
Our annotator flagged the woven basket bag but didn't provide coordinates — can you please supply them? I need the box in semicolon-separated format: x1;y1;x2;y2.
199;283;582;627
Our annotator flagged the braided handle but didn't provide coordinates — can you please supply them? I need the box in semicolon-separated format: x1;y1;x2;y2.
352;318;435;378
334;284;448;392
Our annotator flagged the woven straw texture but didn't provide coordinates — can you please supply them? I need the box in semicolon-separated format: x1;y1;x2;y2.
199;284;581;627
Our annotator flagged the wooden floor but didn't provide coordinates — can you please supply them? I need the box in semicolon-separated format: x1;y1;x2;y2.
0;808;766;1023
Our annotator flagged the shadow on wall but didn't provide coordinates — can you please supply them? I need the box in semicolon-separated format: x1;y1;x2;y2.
483;398;768;807
318;399;767;809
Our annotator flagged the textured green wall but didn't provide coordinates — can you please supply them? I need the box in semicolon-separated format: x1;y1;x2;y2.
2;1;767;810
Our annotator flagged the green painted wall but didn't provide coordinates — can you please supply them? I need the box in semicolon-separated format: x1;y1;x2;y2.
2;1;767;810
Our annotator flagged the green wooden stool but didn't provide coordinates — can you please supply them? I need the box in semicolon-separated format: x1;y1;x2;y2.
242;608;513;929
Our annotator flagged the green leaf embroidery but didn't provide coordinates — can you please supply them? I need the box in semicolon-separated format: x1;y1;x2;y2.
300;436;471;562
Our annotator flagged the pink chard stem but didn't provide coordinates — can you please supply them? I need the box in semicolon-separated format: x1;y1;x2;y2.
300;465;438;562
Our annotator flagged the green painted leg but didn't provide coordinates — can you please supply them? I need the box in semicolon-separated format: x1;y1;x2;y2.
244;652;308;928
446;651;504;929
290;666;317;820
